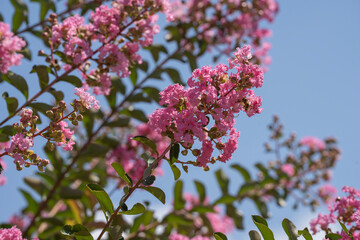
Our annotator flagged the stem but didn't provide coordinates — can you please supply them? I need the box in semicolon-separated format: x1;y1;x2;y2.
96;143;173;240
1;7;149;128
22;47;180;238
15;0;102;35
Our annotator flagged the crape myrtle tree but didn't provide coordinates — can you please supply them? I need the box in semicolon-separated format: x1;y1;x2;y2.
0;0;355;239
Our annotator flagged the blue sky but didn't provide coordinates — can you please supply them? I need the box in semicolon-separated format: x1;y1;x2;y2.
1;1;360;239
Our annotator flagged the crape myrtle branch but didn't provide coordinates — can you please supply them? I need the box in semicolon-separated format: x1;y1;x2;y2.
96;143;173;240
0;7;149;127
14;0;105;35
21;44;183;238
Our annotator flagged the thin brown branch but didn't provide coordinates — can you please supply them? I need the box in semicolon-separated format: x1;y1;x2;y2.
96;143;173;240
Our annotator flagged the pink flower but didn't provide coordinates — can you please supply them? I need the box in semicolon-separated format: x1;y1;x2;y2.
318;184;337;203
148;45;263;166
300;136;326;150
55;121;75;151
74;87;100;110
280;163;295;177
6;133;34;161
0;226;28;240
0;22;26;73
169;233;190;240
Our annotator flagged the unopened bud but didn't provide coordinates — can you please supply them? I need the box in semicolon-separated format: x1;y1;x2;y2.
46;110;54;118
76;114;83;121
181;149;188;156
216;142;225;150
203;166;210;171
24;162;31;168
46;141;55;151
41;159;50;166
59;101;66;110
192;149;201;157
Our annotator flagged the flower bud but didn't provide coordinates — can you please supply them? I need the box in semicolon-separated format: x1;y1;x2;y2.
46;141;55;151
76;114;83;121
46;110;54;118
192;149;201;157
59;101;66;110
181;149;188;156
24;162;31;168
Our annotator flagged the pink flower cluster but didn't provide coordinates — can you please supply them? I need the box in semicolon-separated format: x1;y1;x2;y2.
169;234;212;240
300;136;326;151
310;186;360;239
106;123;169;182
0;226;38;240
318;184;337;204
148;45;263;167
280;163;295;177
74;87;100;110
6;133;34;165
0;22;26;74
0;142;9;186
49;0;172;96
169;193;234;240
55;121;75;151
169;0;278;68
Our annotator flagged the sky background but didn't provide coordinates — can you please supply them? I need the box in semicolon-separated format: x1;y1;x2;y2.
1;0;360;239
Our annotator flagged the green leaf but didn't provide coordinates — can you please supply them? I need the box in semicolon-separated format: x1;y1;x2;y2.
104;117;130;128
298;228;313;240
190;205;215;214
214;195;237;205
31;65;51;90
24;177;47;196
254;198;270;218
48;88;64;102
59;75;82;87
194;180;206;203
214;232;228;240
255;163;269;177
59;186;84;199
21;47;32;60
29;102;52;116
174;180;185;210
111;162;133;187
0;134;9;142
139;186;166;204
252;215;275;240
121;108;148;122
129;67;137;86
184;51;197;71
127;93;151;103
226;205;244;229
61;224;94;240
338;220;351;236
3;71;29;99
231;164;252;182
20;189;38;214
87;184;114;220
146;44;168;62
249;230;262;240
282;218;299;240
164;68;184;85
169;143;180;164
118;203;145;215
325;233;342;240
168;161;181;181
12;10;26;32
2;92;18;115
78;143;109;161
143;86;160;102
215;169;229;194
131;136;158;155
